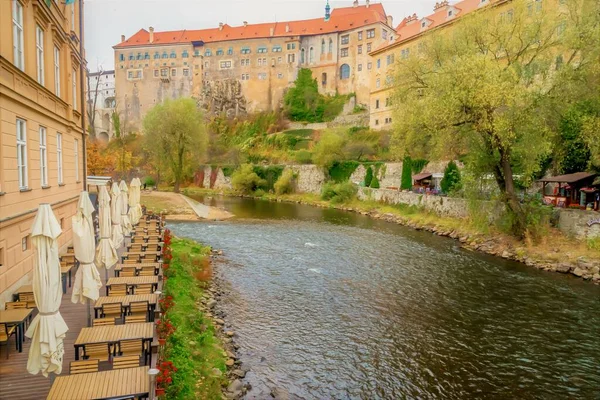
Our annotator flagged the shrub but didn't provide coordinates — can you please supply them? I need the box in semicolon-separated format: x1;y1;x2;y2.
144;176;156;186
294;150;313;164
313;131;346;168
253;165;284;191
441;161;462;194
401;156;413;190
364;166;373;187
274;169;296;195
231;164;267;194
370;174;380;189
497;196;553;242
328;161;359;183
321;181;357;204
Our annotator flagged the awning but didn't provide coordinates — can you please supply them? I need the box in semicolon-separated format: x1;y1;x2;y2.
413;173;432;181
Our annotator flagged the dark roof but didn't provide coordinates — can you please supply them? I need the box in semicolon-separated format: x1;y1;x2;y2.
413;173;432;181
538;172;597;184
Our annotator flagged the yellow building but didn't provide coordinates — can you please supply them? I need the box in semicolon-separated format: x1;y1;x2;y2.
0;0;86;306
368;0;515;129
113;0;395;128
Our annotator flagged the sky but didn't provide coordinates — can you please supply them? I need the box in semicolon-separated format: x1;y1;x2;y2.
84;0;434;71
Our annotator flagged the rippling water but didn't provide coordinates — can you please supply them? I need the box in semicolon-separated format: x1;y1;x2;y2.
169;196;600;399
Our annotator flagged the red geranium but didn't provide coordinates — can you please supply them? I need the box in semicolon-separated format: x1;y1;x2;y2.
159;295;175;312
156;360;177;389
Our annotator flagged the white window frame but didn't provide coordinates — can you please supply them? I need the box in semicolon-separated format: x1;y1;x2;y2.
36;25;45;85
72;69;77;110
12;0;25;71
71;3;75;32
74;138;79;182
57;133;63;185
54;46;61;97
39;126;48;187
17;119;28;190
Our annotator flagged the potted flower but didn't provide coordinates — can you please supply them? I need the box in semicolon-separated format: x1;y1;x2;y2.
155;360;177;396
159;295;175;313
156;318;176;346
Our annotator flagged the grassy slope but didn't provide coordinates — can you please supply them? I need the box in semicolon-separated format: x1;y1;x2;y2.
165;238;227;399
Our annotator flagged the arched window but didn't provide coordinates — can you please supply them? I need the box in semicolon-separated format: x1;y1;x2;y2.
300;48;305;64
309;47;314;63
170;51;176;58
321;39;325;54
154;52;160;59
329;38;333;54
340;64;350;79
162;52;168;59
182;51;189;58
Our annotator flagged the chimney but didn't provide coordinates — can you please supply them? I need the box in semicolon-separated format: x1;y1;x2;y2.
219;22;224;31
353;0;358;7
269;27;275;36
387;15;393;27
434;1;449;11
405;13;418;25
285;24;290;33
366;0;370;8
121;34;125;42
243;21;248;27
149;27;154;43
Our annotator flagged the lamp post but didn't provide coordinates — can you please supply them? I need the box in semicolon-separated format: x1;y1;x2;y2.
148;368;160;400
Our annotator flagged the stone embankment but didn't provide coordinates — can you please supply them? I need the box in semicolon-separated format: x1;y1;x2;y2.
198;249;251;400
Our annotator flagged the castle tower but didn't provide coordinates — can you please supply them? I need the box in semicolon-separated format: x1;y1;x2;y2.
325;0;331;21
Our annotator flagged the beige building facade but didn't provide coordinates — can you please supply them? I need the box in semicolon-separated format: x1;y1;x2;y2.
0;0;86;306
114;1;395;129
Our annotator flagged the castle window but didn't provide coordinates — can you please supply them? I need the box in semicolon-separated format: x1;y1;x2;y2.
257;46;268;53
300;48;305;64
227;47;233;55
205;49;212;56
329;38;333;53
154;69;158;77
321;39;325;54
144;52;150;59
119;54;125;62
128;53;134;60
220;60;232;69
376;78;380;88
182;50;189;58
377;59;381;68
286;43;296;50
272;45;282;52
341;35;349;45
183;68;189;76
340;48;348;57
194;49;200;57
382;30;388;40
154;52;160;59
170;51;176;58
358;64;362;71
162;52;168;59
358;31;363;40
241;47;251;54
309;47;314;63
216;49;224;56
136;52;142;60
258;73;267;80
171;68;176;77
386;54;394;65
401;48;410;59
340;64;350;79
366;29;375;39
358;45;363;54
277;73;283;79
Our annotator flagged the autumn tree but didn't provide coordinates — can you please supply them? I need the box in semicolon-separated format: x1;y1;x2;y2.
143;98;207;192
392;0;599;237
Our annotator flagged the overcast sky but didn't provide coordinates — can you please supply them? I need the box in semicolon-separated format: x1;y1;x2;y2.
84;0;434;71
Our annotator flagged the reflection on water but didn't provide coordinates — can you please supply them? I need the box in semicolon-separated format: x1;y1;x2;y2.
169;196;600;399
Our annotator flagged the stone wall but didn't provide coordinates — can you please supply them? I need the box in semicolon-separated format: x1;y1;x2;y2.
557;209;600;240
289;165;326;194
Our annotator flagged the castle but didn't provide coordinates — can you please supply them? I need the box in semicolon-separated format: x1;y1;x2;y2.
113;0;509;130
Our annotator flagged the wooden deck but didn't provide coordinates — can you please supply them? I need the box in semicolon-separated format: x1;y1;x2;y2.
0;239;141;399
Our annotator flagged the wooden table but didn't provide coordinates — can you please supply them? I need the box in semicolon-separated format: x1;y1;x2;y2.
121;251;161;263
114;262;161;277
94;294;159;320
47;366;150;400
13;285;33;301
0;308;33;352
74;323;154;363
105;276;159;295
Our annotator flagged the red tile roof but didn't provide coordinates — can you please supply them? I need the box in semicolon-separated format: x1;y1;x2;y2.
114;4;388;49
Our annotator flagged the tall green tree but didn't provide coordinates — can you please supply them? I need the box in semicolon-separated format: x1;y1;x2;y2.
284;69;323;122
143;98;207;192
392;0;599;237
400;156;413;190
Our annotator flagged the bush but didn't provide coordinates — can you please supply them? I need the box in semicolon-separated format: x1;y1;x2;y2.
321;181;357;204
364;166;373;187
441;161;462;194
231;164;267;194
294;150;313;164
274;169;296;195
370;174;380;189
144;176;156;186
401;156;413;190
313;131;346;168
253;165;284;191
497;196;553;242
328;161;359;183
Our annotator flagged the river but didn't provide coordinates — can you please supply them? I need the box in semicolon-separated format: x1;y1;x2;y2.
168;196;600;400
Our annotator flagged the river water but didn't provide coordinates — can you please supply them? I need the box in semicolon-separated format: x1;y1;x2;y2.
168;196;600;400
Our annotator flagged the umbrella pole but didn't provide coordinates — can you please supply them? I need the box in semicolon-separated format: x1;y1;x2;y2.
87;299;92;327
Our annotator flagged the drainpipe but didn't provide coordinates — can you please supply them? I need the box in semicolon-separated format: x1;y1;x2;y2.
79;0;87;190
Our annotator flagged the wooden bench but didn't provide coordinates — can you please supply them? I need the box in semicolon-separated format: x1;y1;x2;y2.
70;359;99;374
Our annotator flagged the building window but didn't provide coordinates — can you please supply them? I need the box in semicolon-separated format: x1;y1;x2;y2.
182;50;189;58
278;57;282;63
382;30;388;40
257;58;262;66
39;127;48;187
72;69;78;110
341;35;349;45
160;68;168;77
277;73;284;79
287;53;295;63
300;48;305;64
375;119;379;126
241;73;249;80
22;236;29;252
376;78;380;88
162;52;168;59
128;53;134;60
128;69;142;80
74;138;79;182
204;61;210;68
170;51;177;58
367;29;375;39
340;48;349;58
143;52;149;59
340;64;350;80
12;0;25;71
272;45;282;53
358;45;363;55
375;99;380;109
171;68;176;77
154;69;159;77
154;52;160;59
367;62;372;70
227;47;233;55
220;60;232;69
36;25;45;85
240;47;251;54
286;43;296;50
120;54;125;62
322;72;327;87
216;49;224;56
321;39;325;54
401;48;410;59
17;119;28;189
358;31;363;41
183;68;189;76
386;54;395;65
136;52;142;60
377;59;381;69
258;73;267;80
54;46;61;96
357;64;362;72
257;46;268;53
57;133;63;185
309;47;314;63
367;43;372;52
329;38;333;54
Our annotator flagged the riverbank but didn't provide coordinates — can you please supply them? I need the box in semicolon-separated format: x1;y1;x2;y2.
140;190;233;220
178;187;600;284
164;237;249;399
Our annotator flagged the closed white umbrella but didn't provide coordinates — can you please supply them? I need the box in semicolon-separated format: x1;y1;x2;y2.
110;182;124;248
71;192;102;305
129;178;142;225
25;204;68;377
119;180;133;236
95;185;118;271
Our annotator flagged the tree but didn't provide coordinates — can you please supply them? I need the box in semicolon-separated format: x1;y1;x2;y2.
143;98;207;192
343;141;375;161
312;130;346;169
441;161;462;194
400;156;412;190
86;140;115;175
392;0;599;237
231;164;267;194
364;166;373;187
370;174;380;189
86;66;104;140
284;69;323;122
